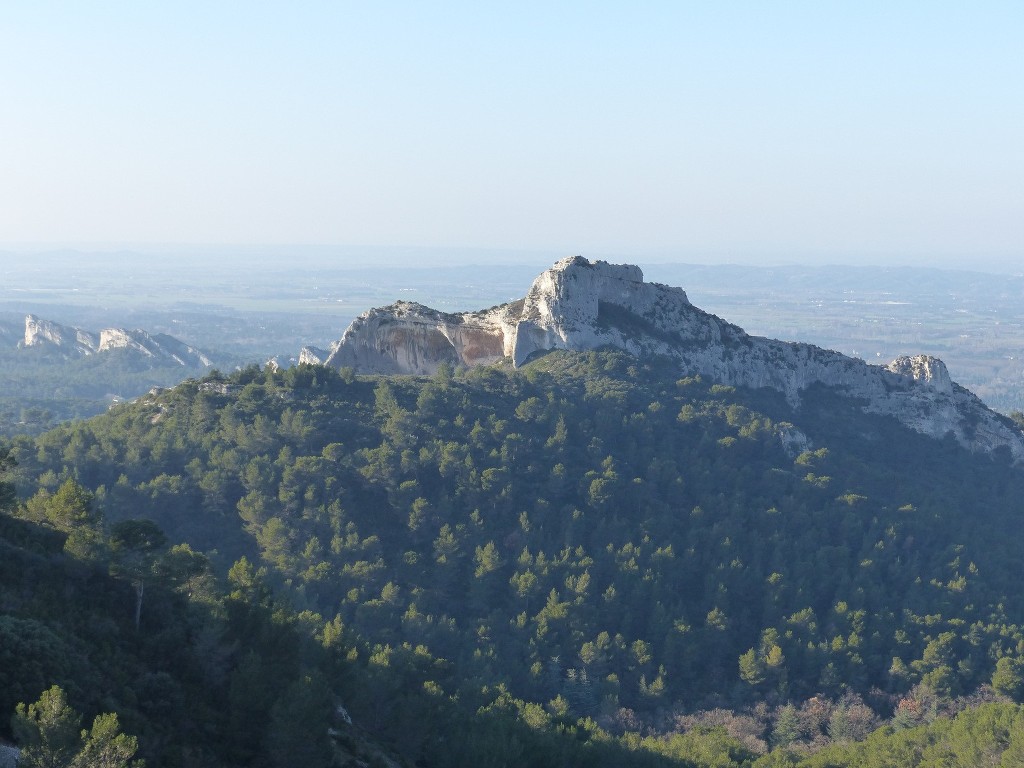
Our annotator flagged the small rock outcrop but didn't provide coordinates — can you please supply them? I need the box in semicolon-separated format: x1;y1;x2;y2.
887;354;953;394
299;345;334;366
315;256;1024;461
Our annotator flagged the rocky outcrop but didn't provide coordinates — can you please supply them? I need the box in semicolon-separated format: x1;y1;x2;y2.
887;354;953;394
21;315;212;367
317;256;1024;460
324;301;516;374
299;345;334;366
97;328;213;367
24;315;99;355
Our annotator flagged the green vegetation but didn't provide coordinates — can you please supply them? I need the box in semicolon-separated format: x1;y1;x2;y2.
5;350;1024;765
0;345;218;437
13;685;142;768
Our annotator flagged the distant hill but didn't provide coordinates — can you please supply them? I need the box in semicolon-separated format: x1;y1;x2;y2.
0;314;221;435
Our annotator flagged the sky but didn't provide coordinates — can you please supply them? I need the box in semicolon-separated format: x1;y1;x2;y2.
1;2;1022;270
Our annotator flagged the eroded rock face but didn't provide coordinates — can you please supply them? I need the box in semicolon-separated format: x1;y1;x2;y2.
887;355;953;395
299;345;333;366
98;328;213;367
325;301;514;374
508;257;696;366
24;315;99;355
317;256;1024;460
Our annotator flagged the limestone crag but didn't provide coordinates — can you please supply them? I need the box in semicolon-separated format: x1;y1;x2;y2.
24;315;99;355
324;301;516;374
98;328;214;367
21;315;212;367
317;256;1024;460
887;354;953;394
299;345;333;366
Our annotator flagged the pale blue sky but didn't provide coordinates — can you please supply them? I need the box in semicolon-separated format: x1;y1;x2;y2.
2;2;1021;268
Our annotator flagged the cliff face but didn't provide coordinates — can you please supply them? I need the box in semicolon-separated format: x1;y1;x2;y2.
24;315;99;355
318;256;1024;460
324;300;515;374
98;328;214;367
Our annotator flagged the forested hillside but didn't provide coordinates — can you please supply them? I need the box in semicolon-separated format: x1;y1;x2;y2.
0;343;224;437
5;351;1024;766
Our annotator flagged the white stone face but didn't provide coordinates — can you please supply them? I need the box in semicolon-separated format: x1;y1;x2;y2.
887;355;953;394
99;328;146;353
21;315;210;367
299;346;329;366
23;314;99;354
318;257;1024;461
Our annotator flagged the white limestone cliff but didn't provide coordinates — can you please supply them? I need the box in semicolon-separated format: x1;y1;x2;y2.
324;301;514;374
316;256;1024;461
21;315;212;367
299;344;336;366
23;315;99;355
98;328;213;367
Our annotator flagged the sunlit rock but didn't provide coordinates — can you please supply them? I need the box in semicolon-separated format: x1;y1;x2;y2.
317;257;1024;461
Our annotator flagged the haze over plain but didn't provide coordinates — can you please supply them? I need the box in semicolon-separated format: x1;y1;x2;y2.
1;2;1021;272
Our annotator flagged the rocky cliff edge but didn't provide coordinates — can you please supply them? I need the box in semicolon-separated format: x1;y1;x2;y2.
314;256;1024;461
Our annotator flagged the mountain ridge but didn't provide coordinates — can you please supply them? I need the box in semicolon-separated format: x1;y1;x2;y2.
21;314;213;368
307;256;1024;461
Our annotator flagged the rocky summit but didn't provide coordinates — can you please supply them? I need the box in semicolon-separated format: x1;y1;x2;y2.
311;256;1024;460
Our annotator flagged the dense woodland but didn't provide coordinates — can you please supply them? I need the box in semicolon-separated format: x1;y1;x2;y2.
5;351;1024;766
0;343;223;437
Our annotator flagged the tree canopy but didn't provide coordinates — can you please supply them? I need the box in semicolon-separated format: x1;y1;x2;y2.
5;352;1024;766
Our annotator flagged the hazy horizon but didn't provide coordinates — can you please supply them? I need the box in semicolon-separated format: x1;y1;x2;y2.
0;244;1021;277
2;3;1021;269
